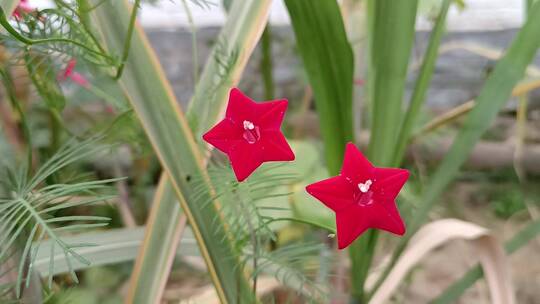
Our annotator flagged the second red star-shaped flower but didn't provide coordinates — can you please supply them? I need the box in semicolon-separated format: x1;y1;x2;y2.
202;88;295;181
306;143;409;249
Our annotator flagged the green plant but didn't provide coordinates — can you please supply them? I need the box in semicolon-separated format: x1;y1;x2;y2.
0;136;117;297
2;0;540;303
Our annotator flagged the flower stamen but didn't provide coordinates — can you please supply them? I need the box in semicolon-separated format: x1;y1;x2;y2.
242;120;260;144
243;120;255;130
358;179;372;193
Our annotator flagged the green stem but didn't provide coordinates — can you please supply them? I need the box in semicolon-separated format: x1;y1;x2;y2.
74;0;111;58
351;0;418;301
260;25;274;100
364;0;450;299
180;0;199;85
115;0;141;79
48;112;61;182
86;82;125;110
237;196;259;294
348;231;377;302
262;217;335;233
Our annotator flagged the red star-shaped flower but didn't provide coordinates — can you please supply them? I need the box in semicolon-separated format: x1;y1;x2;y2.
202;88;295;181
306;143;409;249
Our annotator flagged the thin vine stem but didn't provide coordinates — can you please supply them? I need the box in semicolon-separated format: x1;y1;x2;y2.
236;195;259;295
262;217;335;233
181;0;199;84
0;7;114;62
70;0;111;58
115;0;141;79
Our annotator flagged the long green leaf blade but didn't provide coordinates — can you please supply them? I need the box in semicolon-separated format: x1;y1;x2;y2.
284;0;354;175
367;0;418;165
126;177;186;304
89;1;259;302
33;227;199;276
187;0;271;139
126;1;272;302
393;0;451;165
351;0;418;301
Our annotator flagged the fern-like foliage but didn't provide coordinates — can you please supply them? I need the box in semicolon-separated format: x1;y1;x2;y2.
194;162;330;299
0;136;119;298
0;0;119;117
0;0;117;112
249;242;330;301
1;1;115;69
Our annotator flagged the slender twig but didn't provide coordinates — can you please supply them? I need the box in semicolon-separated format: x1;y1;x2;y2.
235;193;259;295
72;0;111;59
412;78;540;141
115;0;141;79
513;94;539;219
412;100;475;141
113;165;136;228
181;0;199;84
261;217;335;233
260;25;274;100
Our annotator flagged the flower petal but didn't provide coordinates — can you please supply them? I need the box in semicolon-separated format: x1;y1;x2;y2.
256;99;288;130
340;142;374;183
373;167;409;200
305;176;354;212
335;206;370;249
202;118;243;154
228;142;263;182
64;59;77;78
226;88;255;123
70;72;90;88
369;201;406;236
259;130;295;162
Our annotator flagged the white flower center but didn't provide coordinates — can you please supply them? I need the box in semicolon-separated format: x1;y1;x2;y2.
358;179;372;193
243;120;255;130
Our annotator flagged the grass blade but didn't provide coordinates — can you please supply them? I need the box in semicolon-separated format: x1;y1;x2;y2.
367;0;418;165
33;227;199;276
88;0;261;301
126;177;186;304
284;0;354;175
351;0;418;301
187;0;272;140
125;0;272;302
392;0;451;166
